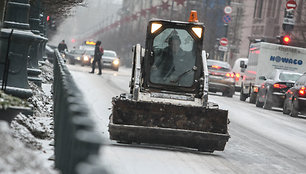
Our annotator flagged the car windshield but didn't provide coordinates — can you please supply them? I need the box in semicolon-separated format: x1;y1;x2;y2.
70;49;85;54
207;60;231;72
149;28;196;87
85;50;94;55
104;51;117;57
279;72;302;81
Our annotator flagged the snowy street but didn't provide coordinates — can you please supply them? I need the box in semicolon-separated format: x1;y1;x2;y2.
68;64;306;174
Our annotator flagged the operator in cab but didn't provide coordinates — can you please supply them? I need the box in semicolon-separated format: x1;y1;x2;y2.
150;32;196;87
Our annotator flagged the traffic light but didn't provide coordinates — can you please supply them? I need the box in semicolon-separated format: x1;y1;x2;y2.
280;35;291;45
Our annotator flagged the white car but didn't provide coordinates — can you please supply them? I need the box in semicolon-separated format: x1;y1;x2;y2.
102;50;120;71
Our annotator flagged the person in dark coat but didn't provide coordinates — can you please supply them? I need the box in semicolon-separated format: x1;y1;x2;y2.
155;35;184;78
90;40;103;75
58;40;68;52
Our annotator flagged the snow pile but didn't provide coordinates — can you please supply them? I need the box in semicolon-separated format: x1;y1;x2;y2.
11;61;54;150
0;121;57;174
40;61;54;83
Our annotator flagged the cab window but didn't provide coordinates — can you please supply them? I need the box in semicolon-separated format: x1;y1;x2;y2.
150;28;196;87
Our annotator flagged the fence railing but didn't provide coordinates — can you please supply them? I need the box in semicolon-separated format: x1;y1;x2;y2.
53;49;108;174
0;29;13;91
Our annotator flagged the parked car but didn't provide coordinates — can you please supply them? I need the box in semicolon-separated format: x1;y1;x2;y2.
102;50;120;71
255;69;302;109
207;59;235;97
232;58;248;92
283;72;306;117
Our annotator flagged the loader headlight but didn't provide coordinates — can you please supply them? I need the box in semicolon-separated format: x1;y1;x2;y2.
83;55;89;61
151;23;162;33
113;59;120;65
192;27;203;38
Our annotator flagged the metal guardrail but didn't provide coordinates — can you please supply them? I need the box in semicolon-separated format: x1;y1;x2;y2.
53;49;108;174
0;29;13;91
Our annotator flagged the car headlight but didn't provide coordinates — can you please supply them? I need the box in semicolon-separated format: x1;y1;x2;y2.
83;55;89;61
76;57;81;60
112;59;120;65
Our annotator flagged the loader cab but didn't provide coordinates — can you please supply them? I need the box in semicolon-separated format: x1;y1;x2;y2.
144;20;205;95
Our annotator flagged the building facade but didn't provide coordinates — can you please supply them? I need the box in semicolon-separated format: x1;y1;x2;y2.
229;0;306;65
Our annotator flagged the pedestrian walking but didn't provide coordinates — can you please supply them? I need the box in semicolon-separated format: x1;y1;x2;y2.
90;40;103;75
58;40;68;53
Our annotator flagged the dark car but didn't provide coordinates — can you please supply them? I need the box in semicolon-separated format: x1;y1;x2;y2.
283;73;306;117
255;69;302;109
66;49;84;65
102;50;120;71
207;59;235;97
82;49;94;66
66;49;94;66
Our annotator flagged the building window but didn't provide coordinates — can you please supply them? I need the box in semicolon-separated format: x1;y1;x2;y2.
267;0;273;17
253;0;257;18
254;0;264;18
271;0;277;18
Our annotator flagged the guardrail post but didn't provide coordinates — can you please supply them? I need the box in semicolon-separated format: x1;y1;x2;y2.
0;0;40;98
53;50;108;174
28;0;44;87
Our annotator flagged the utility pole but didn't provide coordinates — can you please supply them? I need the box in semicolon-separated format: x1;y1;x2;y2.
221;0;231;62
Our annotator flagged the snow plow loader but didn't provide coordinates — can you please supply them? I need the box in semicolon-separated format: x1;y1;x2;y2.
109;16;230;152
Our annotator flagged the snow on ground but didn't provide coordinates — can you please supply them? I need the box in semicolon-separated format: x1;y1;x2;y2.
0;61;58;173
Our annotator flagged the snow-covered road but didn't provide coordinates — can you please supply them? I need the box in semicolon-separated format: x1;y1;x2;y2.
68;64;306;174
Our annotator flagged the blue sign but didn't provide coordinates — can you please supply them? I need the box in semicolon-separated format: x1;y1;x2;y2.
270;56;303;65
223;15;231;23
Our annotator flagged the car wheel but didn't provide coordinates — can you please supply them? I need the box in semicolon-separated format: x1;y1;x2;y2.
290;98;299;117
249;92;256;104
282;98;290;115
240;89;247;101
263;92;272;110
227;91;234;98
112;67;119;71
255;95;264;108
